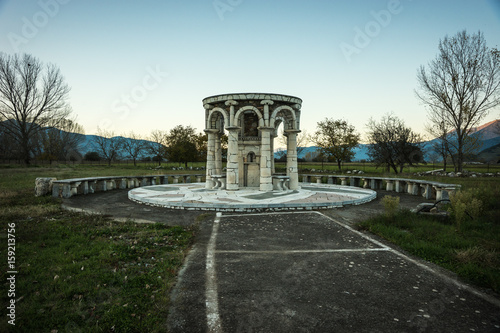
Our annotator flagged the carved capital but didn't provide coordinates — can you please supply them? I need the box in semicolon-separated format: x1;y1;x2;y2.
225;100;238;106
260;99;274;106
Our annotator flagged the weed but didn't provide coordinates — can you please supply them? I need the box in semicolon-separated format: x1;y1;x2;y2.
448;189;483;231
381;195;400;219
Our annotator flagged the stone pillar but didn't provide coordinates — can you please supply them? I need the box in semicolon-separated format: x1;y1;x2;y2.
214;132;222;175
271;132;276;174
385;179;394;191
226;127;240;190
205;129;218;189
285;129;300;190
259;127;274;191
226;100;238;126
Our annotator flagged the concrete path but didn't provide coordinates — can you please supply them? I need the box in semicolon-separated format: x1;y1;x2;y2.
167;211;500;333
61;190;500;332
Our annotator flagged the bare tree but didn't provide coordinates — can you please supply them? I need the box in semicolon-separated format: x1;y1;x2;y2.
416;30;500;172
313;119;360;171
366;113;423;174
0;53;72;164
148;130;168;166
39;118;84;163
92;127;122;166
121;131;146;166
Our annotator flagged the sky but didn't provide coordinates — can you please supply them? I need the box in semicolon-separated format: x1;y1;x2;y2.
1;0;499;143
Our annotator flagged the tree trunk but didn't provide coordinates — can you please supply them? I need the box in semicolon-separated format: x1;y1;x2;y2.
337;160;342;171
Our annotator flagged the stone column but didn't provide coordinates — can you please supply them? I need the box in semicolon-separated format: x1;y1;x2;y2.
226;100;238;126
270;132;276;174
259;127;274;191
214;132;222;175
204;129;218;189
285;129;300;190
226;127;240;190
260;99;274;127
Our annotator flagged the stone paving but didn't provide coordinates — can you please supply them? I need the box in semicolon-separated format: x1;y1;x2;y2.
167;211;500;332
128;183;377;212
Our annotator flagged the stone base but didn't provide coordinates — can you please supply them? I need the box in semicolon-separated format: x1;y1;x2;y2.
35;177;57;196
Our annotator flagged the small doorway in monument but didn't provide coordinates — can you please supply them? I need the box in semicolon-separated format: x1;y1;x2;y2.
244;152;260;187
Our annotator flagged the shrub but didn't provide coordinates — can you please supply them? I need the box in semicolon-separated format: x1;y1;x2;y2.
448;189;483;231
381;195;400;219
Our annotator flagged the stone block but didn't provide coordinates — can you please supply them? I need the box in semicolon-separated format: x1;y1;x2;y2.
35;177;57;196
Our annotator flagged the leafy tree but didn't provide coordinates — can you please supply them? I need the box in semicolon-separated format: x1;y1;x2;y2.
366;113;423;174
166;125;198;168
84;151;100;161
416;30;500;172
0;53;72;164
92;127;122;166
313;118;360;171
121;131;146;166
148;130;168;166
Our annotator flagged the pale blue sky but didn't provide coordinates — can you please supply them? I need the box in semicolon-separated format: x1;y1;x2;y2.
1;0;499;141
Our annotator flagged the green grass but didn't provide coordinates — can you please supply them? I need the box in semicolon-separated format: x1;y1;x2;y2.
358;179;500;292
0;165;199;332
1;163;499;330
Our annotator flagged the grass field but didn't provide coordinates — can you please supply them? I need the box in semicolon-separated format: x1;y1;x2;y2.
0;162;499;331
0;165;201;332
359;177;500;293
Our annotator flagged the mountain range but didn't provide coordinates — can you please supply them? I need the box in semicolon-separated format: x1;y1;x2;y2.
279;119;500;163
62;119;500;163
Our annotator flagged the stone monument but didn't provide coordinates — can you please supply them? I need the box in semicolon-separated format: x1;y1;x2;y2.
203;93;302;192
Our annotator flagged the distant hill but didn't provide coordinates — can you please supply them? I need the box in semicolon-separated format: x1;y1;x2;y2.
276;119;500;162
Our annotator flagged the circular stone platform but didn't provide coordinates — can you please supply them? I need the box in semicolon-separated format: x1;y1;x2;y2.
128;183;376;212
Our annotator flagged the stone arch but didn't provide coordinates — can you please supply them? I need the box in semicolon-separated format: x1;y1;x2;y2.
247;151;256;163
234;106;264;128
270;105;297;130
273;116;286;137
207;107;229;130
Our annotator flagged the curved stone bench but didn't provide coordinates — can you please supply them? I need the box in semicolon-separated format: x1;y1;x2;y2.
300;174;460;202
50;174;205;198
